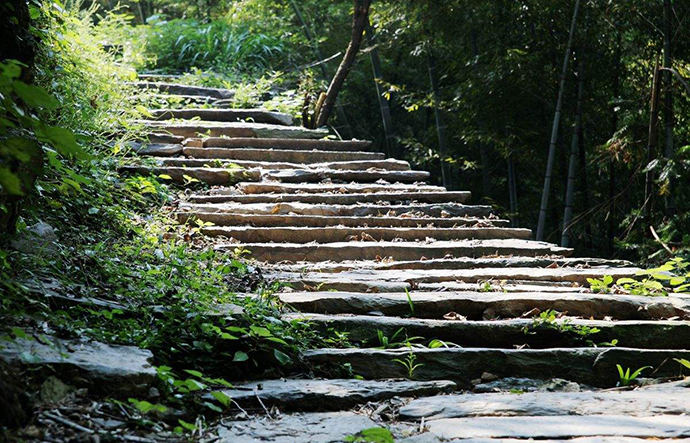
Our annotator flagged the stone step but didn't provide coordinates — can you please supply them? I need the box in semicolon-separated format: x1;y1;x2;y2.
272;256;634;272
177;212;505;229
204;378;455;412
235;182;444;194
148;133;185;144
138;120;328;139
399;385;690;420
183;147;384;163
216;239;572;262
130;142;183;157
261;168;429;184
303;347;690;388
289;313;690;350
181;202;494;218
204;226;531;243
187;137;373;151
131;81;234;99
148;108;293;126
190;191;469;205
279;291;690;320
120;165;260;185
148;94;218;105
161;158;411;172
0;334;155;396
270;266;638;289
423;415;690;440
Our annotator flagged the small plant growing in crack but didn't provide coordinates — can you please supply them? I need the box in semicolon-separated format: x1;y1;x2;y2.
405;288;415;317
616;364;651;386
393;349;424;379
376;328;423;349
522;309;601;345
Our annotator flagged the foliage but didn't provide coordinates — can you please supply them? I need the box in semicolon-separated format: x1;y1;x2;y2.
392;349;424;379
375;328;423;349
589;258;690;296
345;427;396;443
522;309;603;346
616;364;651;387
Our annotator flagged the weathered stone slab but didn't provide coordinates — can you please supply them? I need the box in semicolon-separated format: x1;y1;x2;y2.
131;142;183;157
401;437;690;443
119;165;260;185
216;412;377;443
163;158;410;172
177;212;504;229
131;81;234;99
205;378;455;411
416;281;589;293
263;168;430;184
303;347;690;387
278;291;690;320
184;147;385;163
217;239;571;262
287;313;690;349
399;388;690;420
195;137;372;151
236;182;444;194
181;201;494;218
147;132;185;144
426;415;690;440
203;226;530;243
189;191;471;205
138;121;328;139
0;335;155;395
148;108;293;126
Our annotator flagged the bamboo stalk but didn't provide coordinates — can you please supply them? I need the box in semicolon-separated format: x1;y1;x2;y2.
365;18;396;158
428;52;450;188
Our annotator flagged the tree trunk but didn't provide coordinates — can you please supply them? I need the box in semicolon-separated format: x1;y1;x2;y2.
470;28;491;199
507;153;519;228
536;0;581;241
365;18;396;157
561;55;586;247
663;0;675;216
315;0;372;128
290;0;352;137
607;28;622;256
645;58;662;221
427;52;451;188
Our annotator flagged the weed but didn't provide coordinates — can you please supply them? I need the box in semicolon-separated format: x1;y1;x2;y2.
376;328;423;349
405;288;415;317
345;427;395;443
616;364;651;386
392;349;424;379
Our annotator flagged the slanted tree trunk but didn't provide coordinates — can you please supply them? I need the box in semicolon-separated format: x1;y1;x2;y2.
427;52;451;188
561;55;586;247
536;0;581;241
315;0;372;128
290;0;352;137
663;0;675;216
365;18;396;158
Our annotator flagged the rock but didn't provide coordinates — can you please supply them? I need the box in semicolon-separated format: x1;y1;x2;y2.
473;377;584;393
0;335;156;395
216;412;378;443
195;137;373;151
263;168;431;184
138;120;328;139
425;415;690;439
189;191;471;205
148;108;294;126
39;376;72;404
131;81;234;99
204;378;456;411
11;221;58;258
303;347;690;388
119;165;261;185
236;182;442;195
184;147;384;163
132;142;183;157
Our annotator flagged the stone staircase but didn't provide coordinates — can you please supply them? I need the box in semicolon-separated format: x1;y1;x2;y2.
124;78;690;442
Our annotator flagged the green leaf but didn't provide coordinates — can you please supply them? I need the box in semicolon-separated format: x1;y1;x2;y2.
273;348;292;365
233;351;249;362
184;369;203;378
211;390;233;407
250;325;273;337
0;167;23;195
345;427;395;443
36;125;87;159
12;81;58;109
178;419;197;431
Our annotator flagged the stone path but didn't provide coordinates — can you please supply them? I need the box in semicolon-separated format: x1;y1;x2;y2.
122;80;690;441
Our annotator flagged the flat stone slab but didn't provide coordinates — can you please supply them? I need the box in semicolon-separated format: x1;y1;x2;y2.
399;387;690;420
263;168;430;184
303;347;690;387
138;120;328;139
184;147;384;163
216;412;377;443
236;182;444;194
148;108;293;126
162;158;410;172
181;201;494;218
205;378;455;411
279;291;690;320
120;165;260;185
217;239;572;262
203;226;531;243
288;313;690;349
131;142;183;157
190;191;470;205
191;137;373;151
425;415;690;440
131;81;234;99
0;335;155;395
178;212;504;229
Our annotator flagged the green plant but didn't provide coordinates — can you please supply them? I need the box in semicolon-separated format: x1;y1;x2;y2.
345;427;395;443
376;328;422;349
674;358;690;375
616;258;690;296
522;310;602;345
616;364;651;386
392;349;424;379
587;275;614;294
405;288;415;317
